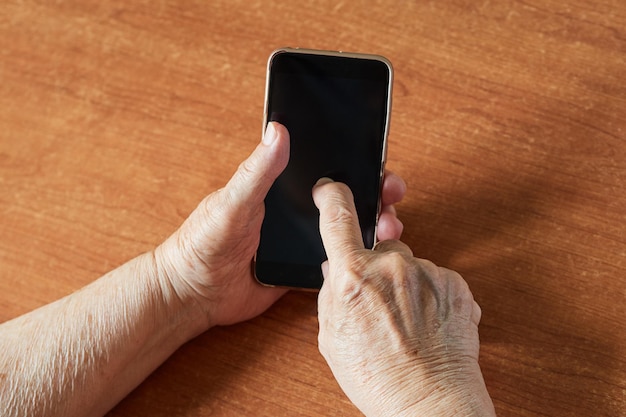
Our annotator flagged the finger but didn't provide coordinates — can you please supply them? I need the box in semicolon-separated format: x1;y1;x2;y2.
223;122;290;207
376;205;404;241
381;170;407;206
312;179;365;263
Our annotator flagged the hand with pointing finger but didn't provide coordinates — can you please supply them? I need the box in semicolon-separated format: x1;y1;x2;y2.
154;122;407;329
313;179;496;417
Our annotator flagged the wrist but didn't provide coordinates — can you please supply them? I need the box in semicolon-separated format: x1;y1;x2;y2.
395;362;495;417
357;358;494;417
145;247;212;340
404;384;495;417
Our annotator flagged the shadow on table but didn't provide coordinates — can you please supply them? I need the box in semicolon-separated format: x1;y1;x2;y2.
397;115;622;415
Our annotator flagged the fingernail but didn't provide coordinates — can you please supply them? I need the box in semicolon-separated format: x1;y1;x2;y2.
263;122;277;146
315;177;334;187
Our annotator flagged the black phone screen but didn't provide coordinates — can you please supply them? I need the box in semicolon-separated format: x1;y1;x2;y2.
255;50;392;289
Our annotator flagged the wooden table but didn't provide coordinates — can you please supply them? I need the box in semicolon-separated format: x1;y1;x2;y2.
1;1;624;415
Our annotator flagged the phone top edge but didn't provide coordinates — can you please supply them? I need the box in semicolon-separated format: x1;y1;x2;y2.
268;47;394;72
265;46;394;128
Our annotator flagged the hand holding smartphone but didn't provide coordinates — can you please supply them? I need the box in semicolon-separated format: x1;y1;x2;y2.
254;48;393;289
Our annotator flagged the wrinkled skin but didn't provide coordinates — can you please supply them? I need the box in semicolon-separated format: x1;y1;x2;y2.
313;179;495;416
155;122;406;329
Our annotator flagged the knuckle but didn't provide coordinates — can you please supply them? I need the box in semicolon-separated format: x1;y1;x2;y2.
335;270;365;304
197;191;231;231
320;182;353;207
370;252;411;297
381;249;403;263
413;260;476;318
415;257;439;274
374;239;404;252
325;202;357;227
231;154;269;196
440;268;475;316
237;156;258;179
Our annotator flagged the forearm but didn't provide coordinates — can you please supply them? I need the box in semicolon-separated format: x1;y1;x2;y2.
0;251;207;417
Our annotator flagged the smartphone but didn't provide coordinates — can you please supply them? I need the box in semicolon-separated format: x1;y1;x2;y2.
254;48;393;289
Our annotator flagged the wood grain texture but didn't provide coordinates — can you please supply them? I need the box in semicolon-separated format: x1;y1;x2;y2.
1;1;624;416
